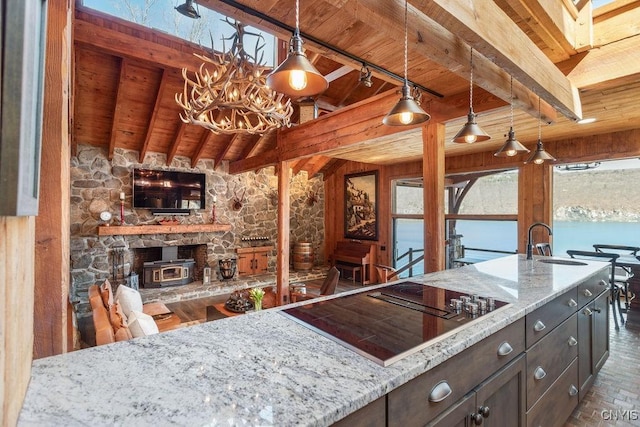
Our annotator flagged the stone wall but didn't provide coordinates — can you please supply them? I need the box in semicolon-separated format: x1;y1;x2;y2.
70;144;324;315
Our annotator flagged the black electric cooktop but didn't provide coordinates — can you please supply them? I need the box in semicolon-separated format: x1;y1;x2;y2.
281;281;510;366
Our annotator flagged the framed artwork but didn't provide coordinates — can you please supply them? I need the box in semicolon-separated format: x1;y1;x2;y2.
344;171;378;240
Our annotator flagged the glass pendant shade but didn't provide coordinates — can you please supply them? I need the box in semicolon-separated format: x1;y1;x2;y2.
494;127;530;157
383;85;430;126
453;108;491;143
526;139;556;164
266;29;328;97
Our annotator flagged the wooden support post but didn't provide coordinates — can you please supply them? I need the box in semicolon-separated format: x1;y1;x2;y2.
276;160;291;305
423;122;446;272
34;0;72;358
518;163;554;253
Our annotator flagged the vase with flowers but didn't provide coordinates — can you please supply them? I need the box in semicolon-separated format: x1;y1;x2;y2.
249;288;265;311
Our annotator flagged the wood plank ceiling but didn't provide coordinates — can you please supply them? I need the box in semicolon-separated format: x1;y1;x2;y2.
73;0;640;177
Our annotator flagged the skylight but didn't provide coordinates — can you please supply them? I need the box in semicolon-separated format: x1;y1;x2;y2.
81;0;276;66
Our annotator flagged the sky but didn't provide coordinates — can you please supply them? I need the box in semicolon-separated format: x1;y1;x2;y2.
82;0;276;65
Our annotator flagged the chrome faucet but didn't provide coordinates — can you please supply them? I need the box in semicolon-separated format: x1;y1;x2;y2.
526;222;552;260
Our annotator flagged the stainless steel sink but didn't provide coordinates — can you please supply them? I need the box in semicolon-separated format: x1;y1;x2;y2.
537;258;587;266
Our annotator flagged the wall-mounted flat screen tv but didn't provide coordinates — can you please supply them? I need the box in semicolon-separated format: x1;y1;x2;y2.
132;168;206;214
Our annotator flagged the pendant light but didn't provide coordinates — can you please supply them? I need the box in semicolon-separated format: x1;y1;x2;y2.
175;0;200;19
383;0;430;126
526;96;556;164
453;48;490;143
266;0;328;97
495;76;530;157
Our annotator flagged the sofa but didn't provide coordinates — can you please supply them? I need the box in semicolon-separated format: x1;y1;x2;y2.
88;280;197;346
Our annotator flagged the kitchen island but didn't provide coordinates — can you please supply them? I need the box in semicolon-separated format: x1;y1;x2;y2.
18;255;610;426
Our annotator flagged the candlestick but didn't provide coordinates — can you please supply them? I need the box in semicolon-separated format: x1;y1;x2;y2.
120;200;125;225
210;203;216;224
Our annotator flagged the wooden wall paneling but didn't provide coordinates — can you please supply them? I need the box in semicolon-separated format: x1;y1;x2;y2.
166;121;186;166
34;0;72;359
1;217;36;426
191;130;214;168
107;58;127;160
423;123;446;272
276;159;291;305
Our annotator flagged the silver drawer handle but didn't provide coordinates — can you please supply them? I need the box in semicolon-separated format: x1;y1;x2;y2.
568;336;578;347
534;367;547;381
497;342;513;357
599;279;608;287
533;320;546;332
568;299;577;308
569;385;579;397
583;307;593;316
583;289;593;297
429;381;452;403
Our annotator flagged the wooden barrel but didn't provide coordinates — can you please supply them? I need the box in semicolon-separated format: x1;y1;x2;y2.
293;242;314;271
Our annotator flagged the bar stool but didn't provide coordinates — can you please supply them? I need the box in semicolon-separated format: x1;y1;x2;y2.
567;250;624;330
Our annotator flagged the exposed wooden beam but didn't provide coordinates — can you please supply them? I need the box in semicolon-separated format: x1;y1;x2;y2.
191;130;215;168
139;69;167;163
228;149;279;174
305;156;333;178
495;0;578;61
276;160;291;306
322;159;348;181
324;65;354;83
166;122;186;166
408;0;582;119
107;58;127;160
215;133;242;169
292;157;313;176
559;35;640;89
74;9;205;72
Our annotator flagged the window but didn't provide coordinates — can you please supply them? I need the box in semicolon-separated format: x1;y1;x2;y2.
552;158;640;256
445;170;519;267
81;0;276;66
391;179;424;277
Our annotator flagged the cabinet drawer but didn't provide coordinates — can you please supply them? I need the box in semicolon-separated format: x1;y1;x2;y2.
526;288;578;348
577;269;609;308
526;313;578;410
388;317;525;427
526;358;579;427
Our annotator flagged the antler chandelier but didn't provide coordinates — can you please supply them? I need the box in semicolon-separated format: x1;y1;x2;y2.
176;19;293;135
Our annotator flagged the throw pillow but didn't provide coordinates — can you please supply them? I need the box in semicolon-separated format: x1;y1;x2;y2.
127;310;159;338
108;301;128;330
100;279;114;308
115;284;143;317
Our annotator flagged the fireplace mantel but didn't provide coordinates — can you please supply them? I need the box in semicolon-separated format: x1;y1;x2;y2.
97;223;232;236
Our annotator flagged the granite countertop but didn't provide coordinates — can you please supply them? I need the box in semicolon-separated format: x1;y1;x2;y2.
19;255;608;426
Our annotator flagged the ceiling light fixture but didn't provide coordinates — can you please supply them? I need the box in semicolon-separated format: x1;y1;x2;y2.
495;76;530;157
359;63;373;87
526;96;556;165
175;0;201;19
383;0;430;126
266;0;328;97
176;20;293;135
453;48;490;143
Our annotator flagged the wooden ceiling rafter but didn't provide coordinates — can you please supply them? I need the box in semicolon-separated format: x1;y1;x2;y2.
305;156;333;178
324;65;355;83
292;157;313;176
215;133;242;168
107;58;128;161
321;159;348;181
139;69;167;163
191;130;215;168
166;122;187;166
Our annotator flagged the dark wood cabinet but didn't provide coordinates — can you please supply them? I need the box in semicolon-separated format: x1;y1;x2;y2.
578;289;610;398
429;355;527;427
236;246;272;276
